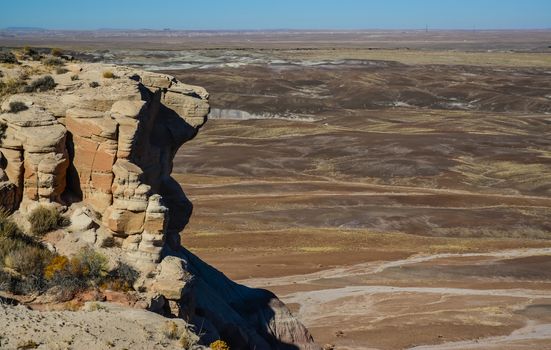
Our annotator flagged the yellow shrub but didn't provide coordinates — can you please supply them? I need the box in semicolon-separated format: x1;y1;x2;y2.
210;340;230;350
44;255;69;279
102;71;115;79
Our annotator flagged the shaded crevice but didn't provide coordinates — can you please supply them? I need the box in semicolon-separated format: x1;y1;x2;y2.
61;131;83;204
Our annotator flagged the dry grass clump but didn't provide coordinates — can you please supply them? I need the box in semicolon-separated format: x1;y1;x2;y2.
0;77;27;97
16;340;39;349
27;206;69;236
162;321;198;349
163;321;180;340
21;64;48;78
70;74;79;81
89;81;100;88
178;326;199;349
55;67;69;74
8;101;28;113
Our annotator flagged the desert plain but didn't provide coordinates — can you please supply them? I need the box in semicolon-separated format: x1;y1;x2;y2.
3;29;551;349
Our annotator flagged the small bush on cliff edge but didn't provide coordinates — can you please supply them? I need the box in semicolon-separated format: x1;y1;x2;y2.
0;210;53;294
102;261;139;291
44;248;109;300
28;206;68;236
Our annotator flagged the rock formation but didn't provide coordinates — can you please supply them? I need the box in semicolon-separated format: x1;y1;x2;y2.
0;61;318;349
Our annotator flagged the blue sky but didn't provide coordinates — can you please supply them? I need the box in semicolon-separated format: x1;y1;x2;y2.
1;0;550;30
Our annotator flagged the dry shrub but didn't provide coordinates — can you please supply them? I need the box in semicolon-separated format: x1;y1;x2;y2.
178;326;199;349
0;77;27;97
0;51;18;64
4;247;52;277
24;75;56;93
28;206;61;236
163;321;180;340
51;48;63;57
0;210;52;294
44;248;108;300
102;261;139;291
42;57;64;67
9;101;28;113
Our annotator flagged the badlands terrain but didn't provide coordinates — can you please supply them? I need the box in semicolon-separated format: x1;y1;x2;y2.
1;30;551;349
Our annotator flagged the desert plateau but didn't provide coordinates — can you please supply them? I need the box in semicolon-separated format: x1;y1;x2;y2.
1;3;551;350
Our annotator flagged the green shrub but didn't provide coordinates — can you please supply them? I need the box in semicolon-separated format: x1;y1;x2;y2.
24;75;55;93
70;74;79;81
9;101;28;113
0;51;18;64
28;206;62;236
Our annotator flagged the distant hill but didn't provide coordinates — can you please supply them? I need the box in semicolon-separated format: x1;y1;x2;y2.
3;27;46;32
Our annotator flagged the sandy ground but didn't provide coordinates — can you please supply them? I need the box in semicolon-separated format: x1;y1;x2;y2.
0;302;193;350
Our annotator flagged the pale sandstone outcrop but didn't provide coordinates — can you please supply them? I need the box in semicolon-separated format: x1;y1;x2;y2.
0;61;319;350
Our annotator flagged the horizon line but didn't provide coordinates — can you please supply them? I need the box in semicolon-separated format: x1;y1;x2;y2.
3;27;551;32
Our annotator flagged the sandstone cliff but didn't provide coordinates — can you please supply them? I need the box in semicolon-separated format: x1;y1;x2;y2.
0;60;318;350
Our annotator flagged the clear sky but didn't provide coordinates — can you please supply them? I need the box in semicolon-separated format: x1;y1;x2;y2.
1;0;550;30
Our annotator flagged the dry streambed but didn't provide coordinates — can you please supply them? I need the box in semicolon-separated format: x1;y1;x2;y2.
238;248;551;349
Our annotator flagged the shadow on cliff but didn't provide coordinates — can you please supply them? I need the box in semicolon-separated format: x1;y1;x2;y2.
167;246;306;350
62;131;83;204
151;105;310;349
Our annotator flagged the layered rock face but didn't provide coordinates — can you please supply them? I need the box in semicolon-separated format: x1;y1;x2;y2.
0;62;318;349
1;64;208;271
